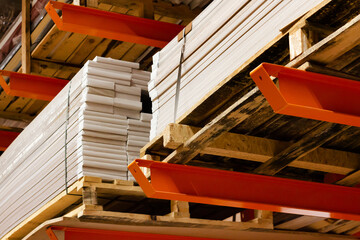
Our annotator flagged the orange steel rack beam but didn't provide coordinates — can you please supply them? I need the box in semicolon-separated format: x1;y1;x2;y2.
45;1;184;48
0;130;20;151
250;63;360;127
128;159;360;221
0;70;68;101
46;226;225;240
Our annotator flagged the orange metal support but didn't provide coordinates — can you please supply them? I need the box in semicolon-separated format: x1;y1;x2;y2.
0;130;19;151
0;70;68;101
250;63;360;127
45;1;184;48
128;159;360;221
46;226;225;240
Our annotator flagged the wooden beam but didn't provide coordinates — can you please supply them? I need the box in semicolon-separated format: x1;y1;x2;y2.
289;13;360;68
289;27;310;60
139;0;154;19
0;117;29;129
0;111;34;122
163;88;268;164
79;206;273;230
31;58;81;78
298;62;360;81
253;122;350;176
168;200;190;218
336;170;360;187
276;216;326;230
21;0;31;74
163;124;360;175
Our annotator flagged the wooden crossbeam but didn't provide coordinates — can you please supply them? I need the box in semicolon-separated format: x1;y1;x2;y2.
289;13;360;68
163;88;268;164
336;171;360;187
163;124;360;175
0;111;34;122
253;122;350;175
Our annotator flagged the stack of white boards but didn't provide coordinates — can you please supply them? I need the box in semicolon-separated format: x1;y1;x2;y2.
0;57;151;238
148;0;324;140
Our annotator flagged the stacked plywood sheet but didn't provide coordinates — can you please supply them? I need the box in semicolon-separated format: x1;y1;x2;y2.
0;57;150;238
149;0;324;139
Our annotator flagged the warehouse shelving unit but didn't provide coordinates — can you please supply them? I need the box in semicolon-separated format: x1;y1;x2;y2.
0;0;360;239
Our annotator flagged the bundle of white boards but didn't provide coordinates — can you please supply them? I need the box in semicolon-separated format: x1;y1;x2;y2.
149;0;324;139
0;57;151;238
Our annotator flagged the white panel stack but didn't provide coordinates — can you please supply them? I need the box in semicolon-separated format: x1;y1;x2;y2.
0;57;151;238
149;0;324;139
126;113;152;181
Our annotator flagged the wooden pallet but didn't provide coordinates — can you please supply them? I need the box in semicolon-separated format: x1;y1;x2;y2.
1;176;274;240
142;0;360;180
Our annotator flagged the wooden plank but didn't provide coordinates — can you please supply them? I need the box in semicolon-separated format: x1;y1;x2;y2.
289;13;360;68
168;200;190;218
31;59;80;78
79;206;273;230
289;28;310;60
140;0;154;19
253;122;350;175
276;216;326;230
162;124;360;175
66;36;105;65
31;26;68;60
5;97;32;113
0;111;34;122
49;33;88;62
299;62;360;81
335;171;360;187
163;89;268;164
21;0;31;74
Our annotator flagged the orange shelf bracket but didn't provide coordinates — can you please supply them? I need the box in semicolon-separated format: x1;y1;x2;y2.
0;70;67;101
0;130;20;151
250;63;360;127
128;159;360;221
45;1;184;48
46;226;225;240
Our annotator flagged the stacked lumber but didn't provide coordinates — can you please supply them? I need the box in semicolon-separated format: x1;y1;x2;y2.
0;57;150;238
127;113;152;181
149;0;324;139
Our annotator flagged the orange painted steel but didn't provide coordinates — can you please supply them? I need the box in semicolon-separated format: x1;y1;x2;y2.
0;130;19;151
0;70;68;101
128;159;360;221
45;1;184;48
46;226;225;240
250;63;360;127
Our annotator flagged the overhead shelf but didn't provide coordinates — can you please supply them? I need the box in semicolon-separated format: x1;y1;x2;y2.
250;63;360;127
0;70;68;101
45;1;185;48
128;159;360;221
